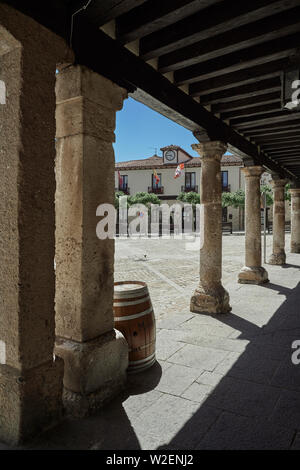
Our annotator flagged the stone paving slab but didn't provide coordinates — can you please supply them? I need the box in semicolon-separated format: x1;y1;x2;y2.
2;234;300;450
167;343;229;372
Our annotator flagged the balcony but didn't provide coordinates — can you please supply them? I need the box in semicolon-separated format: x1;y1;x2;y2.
148;186;164;194
117;186;130;195
181;185;198;193
222;185;231;193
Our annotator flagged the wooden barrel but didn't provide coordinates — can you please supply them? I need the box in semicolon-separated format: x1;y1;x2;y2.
113;281;156;373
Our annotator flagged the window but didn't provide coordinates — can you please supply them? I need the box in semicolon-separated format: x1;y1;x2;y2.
222;207;228;222
119;175;128;190
152;173;161;188
185;172;196;189
221;171;228;189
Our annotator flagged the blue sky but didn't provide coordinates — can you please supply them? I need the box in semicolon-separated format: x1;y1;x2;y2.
114;97;199;162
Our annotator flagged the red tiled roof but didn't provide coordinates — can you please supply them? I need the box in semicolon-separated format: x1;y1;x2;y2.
115;153;243;170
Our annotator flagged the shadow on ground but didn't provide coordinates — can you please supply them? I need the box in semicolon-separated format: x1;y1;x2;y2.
3;263;300;450
159;280;300;450
23;362;163;450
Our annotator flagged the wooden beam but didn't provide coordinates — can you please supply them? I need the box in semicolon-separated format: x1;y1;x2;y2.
266;149;300;155
243;124;300;137
211;92;280;113
254;134;300;143
3;0;299;183
116;0;217;44
83;0;147;27
232;112;300;129
189;58;290;96
262;142;300;149
158;6;300;73
253;130;300;139
175;32;300;85
139;0;300;59
262;142;300;150
220;102;281;120
199;78;281;105
257;140;300;147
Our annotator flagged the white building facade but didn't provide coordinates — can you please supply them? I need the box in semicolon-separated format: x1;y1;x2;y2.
115;145;290;232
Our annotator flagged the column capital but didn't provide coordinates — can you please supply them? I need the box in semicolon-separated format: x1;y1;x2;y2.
242;165;264;178
191;141;227;160
271;178;288;188
290;188;300;196
56;65;127;111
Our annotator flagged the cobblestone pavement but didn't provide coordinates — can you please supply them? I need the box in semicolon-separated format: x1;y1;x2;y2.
2;234;300;450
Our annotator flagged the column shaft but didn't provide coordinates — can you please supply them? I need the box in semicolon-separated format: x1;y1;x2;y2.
238;166;269;284
55;65;128;417
290;189;300;253
0;4;71;444
268;178;287;265
190;141;231;315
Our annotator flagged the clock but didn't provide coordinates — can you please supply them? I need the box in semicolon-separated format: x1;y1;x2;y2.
165;150;176;161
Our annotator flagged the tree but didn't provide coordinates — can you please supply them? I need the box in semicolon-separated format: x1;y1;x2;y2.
128;192;161;207
114;190;124;209
177;191;200;205
222;189;245;208
285;183;291;202
260;185;273;206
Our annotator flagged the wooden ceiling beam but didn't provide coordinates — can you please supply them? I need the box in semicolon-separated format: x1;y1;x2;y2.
262;142;300;150
232;112;300;129
175;32;300;85
211;92;281;113
158;6;300;73
252;131;300;141
199;78;281;105
242;124;300;137
189;58;289;96
220;102;281;120
266;149;300;155
116;0;217;44
139;0;300;60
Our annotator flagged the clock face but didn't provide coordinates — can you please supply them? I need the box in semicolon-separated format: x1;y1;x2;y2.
165;150;176;161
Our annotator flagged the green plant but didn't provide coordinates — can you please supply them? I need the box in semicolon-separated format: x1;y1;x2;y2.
127;191;161;208
114;190;124;209
285;183;291;202
260;185;273;206
222;189;245;208
177;191;200;205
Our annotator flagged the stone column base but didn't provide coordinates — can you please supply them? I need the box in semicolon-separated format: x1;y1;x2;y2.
291;242;300;253
0;358;64;445
238;266;269;285
190;283;231;315
268;251;286;265
55;329;128;418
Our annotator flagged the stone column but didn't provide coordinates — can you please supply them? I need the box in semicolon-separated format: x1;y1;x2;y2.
190;142;231;315
55;65;128;417
268;177;287;265
0;4;72;444
238;166;269;284
290;187;300;253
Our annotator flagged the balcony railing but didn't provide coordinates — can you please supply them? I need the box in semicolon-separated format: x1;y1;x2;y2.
117;186;130;195
148;186;164;194
222;185;231;192
181;185;198;193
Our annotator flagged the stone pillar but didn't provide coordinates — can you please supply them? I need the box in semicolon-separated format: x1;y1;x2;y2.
190;142;231;315
268;177;287;265
290;187;300;253
0;4;72;444
55;65;128;417
238;166;269;284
